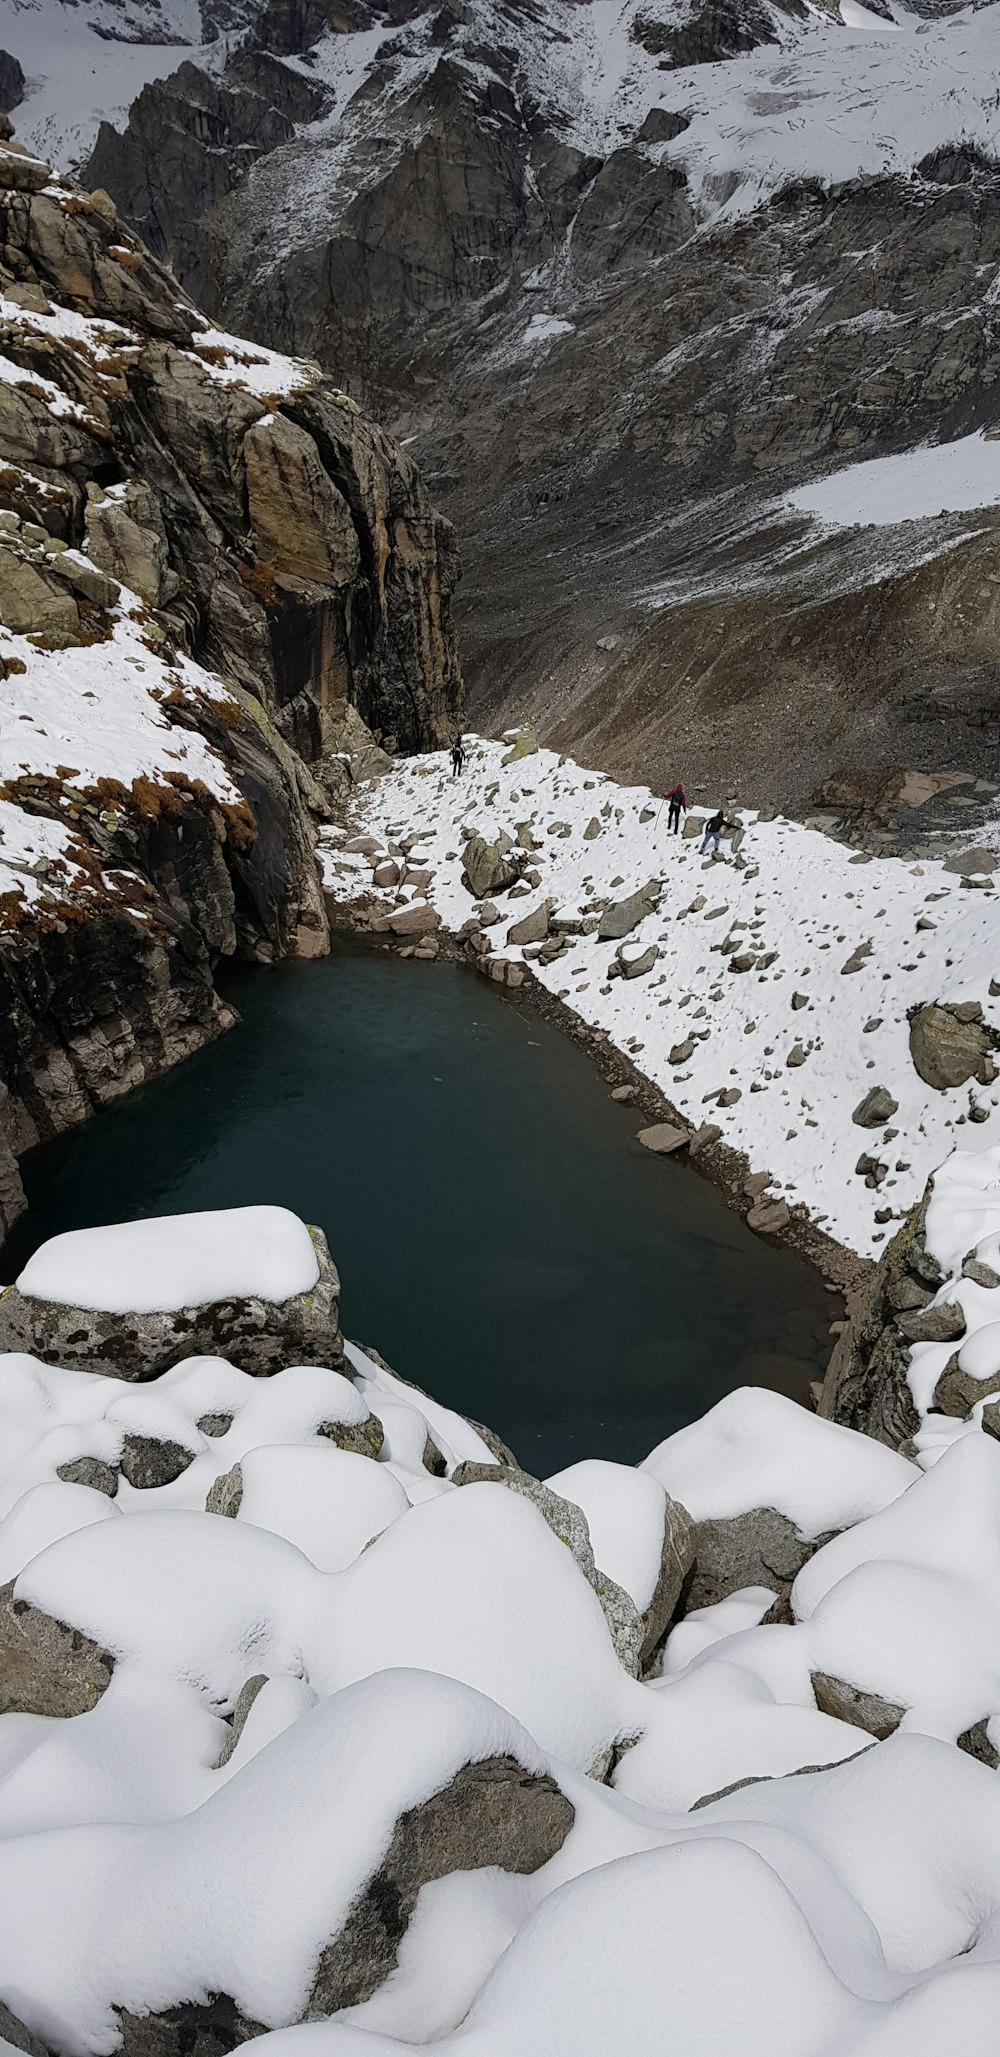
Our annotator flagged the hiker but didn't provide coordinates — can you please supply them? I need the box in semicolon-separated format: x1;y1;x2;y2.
451;735;466;778
666;782;687;835
699;808;726;857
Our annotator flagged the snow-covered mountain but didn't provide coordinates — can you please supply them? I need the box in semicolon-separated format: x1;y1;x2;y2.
5;0;1000;807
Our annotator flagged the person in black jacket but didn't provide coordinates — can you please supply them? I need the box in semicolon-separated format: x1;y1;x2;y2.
699;808;726;856
451;735;466;777
666;783;687;834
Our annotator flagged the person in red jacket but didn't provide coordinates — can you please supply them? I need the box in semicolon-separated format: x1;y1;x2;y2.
666;783;687;834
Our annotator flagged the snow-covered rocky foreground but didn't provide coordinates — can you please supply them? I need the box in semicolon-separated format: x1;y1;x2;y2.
320;736;1000;1259
2;1171;1000;2051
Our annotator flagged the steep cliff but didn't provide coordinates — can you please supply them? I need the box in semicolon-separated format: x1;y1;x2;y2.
0;134;461;1215
59;0;1000;812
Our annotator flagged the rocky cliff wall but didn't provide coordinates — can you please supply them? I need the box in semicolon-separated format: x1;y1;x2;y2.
0;134;462;1223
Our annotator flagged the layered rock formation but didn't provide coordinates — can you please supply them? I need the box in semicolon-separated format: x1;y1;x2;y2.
63;0;1000;810
0;137;461;1202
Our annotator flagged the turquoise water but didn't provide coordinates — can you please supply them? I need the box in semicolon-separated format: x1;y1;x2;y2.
3;943;833;1473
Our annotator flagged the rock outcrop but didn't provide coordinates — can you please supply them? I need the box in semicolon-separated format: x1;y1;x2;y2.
0;141;461;1221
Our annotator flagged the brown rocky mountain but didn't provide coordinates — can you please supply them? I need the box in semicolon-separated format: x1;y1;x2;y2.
59;0;1000;812
0;132;460;1233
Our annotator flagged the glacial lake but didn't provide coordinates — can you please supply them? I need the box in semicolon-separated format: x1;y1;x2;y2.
3;942;834;1474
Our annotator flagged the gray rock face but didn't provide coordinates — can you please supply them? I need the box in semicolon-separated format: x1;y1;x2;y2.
451;1464;644;1673
117;1994;265;2057
811;1672;905;1740
56;1456;118;1496
820;1182;943;1449
942;847;997;877
619;943;658;979
684;1506;824;1621
0;52;25;115
0;1226;342;1380
120;1436;197;1490
0;1581;114;1718
958;1718;1000;1770
908;1004;998;1091
206;1463;244;1517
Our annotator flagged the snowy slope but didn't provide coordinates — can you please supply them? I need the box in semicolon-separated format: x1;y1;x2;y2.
320;737;1000;1258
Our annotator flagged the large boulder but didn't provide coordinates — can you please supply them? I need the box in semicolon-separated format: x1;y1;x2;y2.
852;1086;898;1128
597;883;660;941
0;1581;114;1717
461;835;524;899
0;1224;343;1380
908;1003;997;1091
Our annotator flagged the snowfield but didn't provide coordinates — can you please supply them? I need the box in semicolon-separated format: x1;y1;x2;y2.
1;1180;1000;2052
788;430;1000;531
319;736;1000;1259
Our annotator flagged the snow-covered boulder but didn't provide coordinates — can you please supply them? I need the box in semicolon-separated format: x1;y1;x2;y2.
0;1209;342;1380
451;1461;646;1676
643;1388;917;1615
